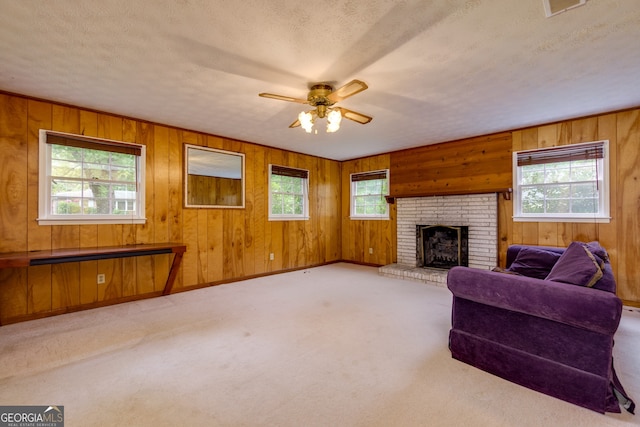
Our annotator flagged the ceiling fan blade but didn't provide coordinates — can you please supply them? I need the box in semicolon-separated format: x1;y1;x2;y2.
259;93;308;104
289;119;301;128
326;79;368;102
338;107;373;124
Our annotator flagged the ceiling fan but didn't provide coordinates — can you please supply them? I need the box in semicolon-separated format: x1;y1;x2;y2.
259;79;373;133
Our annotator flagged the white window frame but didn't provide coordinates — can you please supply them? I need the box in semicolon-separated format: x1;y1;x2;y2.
350;169;390;220
513;140;610;223
268;164;309;221
38;129;146;225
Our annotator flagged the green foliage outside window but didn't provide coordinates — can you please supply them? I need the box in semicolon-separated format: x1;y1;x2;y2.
50;145;137;215
353;178;388;216
270;174;305;216
520;160;598;215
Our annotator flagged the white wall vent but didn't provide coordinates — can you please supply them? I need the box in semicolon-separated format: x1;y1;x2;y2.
543;0;587;17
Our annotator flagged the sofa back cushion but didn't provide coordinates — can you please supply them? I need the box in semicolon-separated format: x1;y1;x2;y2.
506;247;562;279
506;242;616;293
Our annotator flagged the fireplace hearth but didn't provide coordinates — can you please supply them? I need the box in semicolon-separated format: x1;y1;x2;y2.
417;225;468;269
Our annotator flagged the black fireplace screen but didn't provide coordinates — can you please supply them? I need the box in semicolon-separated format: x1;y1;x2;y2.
417;225;468;269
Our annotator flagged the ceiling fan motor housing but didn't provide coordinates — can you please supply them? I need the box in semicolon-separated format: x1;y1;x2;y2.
308;84;335;104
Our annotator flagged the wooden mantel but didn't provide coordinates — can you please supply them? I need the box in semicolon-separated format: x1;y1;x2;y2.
385;188;512;203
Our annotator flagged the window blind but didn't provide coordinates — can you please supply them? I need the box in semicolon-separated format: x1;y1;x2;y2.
46;133;142;156
271;165;309;179
351;170;387;182
516;141;604;167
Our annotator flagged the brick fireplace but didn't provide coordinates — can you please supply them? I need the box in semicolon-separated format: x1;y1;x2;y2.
379;193;498;287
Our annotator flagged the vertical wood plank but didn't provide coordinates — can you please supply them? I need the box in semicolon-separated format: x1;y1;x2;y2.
243;143;256;276
596;114;618;276
0;269;28;321
181;209;199;287
27;100;52;251
207;209;224;283
331;160;342;260
28;265;52;314
0;94;29;252
52;263;80;309
197;209;209;282
616;110;640;302
152;125;170;292
253;145;267;273
167;128;183;289
571;117;598;144
26;100;52;314
135;122;154;293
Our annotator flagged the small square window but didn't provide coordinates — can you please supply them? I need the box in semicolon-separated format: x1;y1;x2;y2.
268;164;309;220
350;170;390;220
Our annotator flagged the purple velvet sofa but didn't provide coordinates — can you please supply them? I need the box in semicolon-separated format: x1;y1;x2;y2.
447;242;634;414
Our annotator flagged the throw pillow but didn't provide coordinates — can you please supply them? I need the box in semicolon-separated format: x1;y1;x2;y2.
585;241;608;268
545;241;603;287
506;247;562;279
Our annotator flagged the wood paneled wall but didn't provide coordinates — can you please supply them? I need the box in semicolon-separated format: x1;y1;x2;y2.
499;110;640;305
340;154;396;266
0;93;342;324
390;132;513;198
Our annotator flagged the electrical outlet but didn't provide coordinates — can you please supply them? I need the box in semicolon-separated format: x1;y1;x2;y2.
369;248;373;254
269;253;274;261
97;273;105;284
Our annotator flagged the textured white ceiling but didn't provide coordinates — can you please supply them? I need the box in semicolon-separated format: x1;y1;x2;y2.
1;0;639;160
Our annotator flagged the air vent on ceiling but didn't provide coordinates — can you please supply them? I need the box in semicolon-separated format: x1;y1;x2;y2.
543;0;586;17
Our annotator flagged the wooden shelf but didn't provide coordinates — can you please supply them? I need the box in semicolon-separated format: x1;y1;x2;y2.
0;243;186;325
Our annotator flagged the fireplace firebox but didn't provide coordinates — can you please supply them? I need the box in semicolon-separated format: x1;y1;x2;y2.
417;225;468;270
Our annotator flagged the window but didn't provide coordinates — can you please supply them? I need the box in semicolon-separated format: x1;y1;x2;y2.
268;164;309;220
38;130;146;225
513;140;609;223
350;169;390;219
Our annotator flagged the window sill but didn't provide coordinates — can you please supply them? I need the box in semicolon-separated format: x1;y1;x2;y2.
513;215;610;223
350;216;390;221
37;217;147;226
268;216;310;221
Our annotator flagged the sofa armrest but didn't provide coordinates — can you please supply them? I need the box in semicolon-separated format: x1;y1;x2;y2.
447;266;622;335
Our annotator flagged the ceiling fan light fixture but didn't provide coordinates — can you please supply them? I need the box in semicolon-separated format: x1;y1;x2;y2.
299;111;314;133
326;108;342;133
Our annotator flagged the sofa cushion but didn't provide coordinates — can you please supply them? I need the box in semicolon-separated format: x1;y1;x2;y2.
585;241;609;263
546;241;603;287
506;247;562;279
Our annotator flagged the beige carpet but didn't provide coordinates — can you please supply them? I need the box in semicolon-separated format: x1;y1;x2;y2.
0;263;638;427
